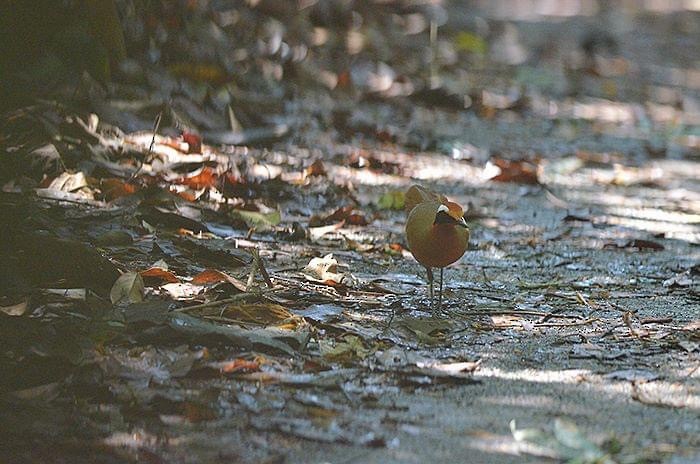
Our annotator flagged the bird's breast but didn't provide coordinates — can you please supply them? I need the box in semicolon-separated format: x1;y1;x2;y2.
407;223;469;268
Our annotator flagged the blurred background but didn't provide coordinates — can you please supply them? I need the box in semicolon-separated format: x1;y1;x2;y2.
2;0;699;157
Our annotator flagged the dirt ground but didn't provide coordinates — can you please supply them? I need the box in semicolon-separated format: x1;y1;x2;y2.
1;1;699;463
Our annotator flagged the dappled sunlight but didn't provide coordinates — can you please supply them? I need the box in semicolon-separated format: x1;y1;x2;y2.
2;1;699;463
477;0;600;20
474;367;589;384
472;364;700;411
571;99;637;124
462;431;524;458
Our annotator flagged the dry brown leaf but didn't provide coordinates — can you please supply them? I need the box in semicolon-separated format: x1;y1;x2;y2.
191;269;247;292
304;159;327;177
141;267;180;285
99;178;138;202
221;303;303;329
176;166;218;189
487;158;541;184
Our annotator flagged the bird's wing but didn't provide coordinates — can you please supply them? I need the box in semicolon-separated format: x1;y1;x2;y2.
405;185;448;214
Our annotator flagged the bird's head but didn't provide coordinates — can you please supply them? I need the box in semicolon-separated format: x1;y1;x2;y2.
434;202;469;228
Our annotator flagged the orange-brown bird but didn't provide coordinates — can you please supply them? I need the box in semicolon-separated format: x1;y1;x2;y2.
405;185;469;309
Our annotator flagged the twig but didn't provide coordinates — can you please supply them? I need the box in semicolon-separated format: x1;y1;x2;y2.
481;268;496;289
640;317;673;324
246;255;259;290
623;311;649;338
202;315;254;327
538;306;566;324
465;309;583;319
535;318;599;327
684;363;700;379
129;109;162;181
250;248;274;288
173;290;275;312
518;278;563;290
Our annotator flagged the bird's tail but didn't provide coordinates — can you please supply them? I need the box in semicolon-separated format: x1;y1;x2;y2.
405;185;447;214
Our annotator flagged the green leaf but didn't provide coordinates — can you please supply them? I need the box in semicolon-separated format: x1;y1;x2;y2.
377;190;405;210
231;209;281;231
454;31;487;54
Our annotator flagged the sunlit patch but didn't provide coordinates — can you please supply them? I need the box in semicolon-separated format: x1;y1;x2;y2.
103;430;159;449
474;367;590;383
463;431;523;457
480;394;556;408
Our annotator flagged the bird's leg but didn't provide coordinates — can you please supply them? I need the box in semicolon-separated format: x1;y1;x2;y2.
426;266;434;308
438;267;444;309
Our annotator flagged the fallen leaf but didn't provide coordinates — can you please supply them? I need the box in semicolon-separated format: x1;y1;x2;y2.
319;335;369;363
182;132;202;154
290;304;344;322
48;171;88;192
486;158;541;184
304;159;327;177
222;303;303;329
167;313;307;355
0;300;29;316
169;62;229;84
377;190;405;210
348;151;402;175
510;419;613;463
99;178;138;201
191;269;247;292
94;230;133;246
454;31;487;54
662;273;693;288
308;222;344;240
42;288;88;300
110;272;145;305
303;254;352;286
141;267;180;285
176;166;217;189
211;358;261;374
231;209;281;231
603;239;664;251
310;205;369;227
632;382;694;408
604;369;659;382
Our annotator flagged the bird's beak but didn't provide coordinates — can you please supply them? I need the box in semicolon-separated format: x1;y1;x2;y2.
457;216;469;228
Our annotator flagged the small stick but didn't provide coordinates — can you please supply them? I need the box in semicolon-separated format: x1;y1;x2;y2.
465;309;583;319
129;109;163;181
640;317;673;324
429;20;439;88
481;268;496;289
538;306;566;324
246;255;259;291
251;248;274;288
535;318;599;328
173;290;274;312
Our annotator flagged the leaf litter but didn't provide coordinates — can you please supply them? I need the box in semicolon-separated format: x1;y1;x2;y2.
0;1;699;463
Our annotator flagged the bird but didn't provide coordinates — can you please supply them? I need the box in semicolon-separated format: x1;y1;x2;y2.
405;185;469;309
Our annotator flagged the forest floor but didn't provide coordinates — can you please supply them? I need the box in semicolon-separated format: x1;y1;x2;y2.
1;1;699;463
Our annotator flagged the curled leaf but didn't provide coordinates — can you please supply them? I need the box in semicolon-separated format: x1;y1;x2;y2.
110;272;145;305
303;254;349;285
